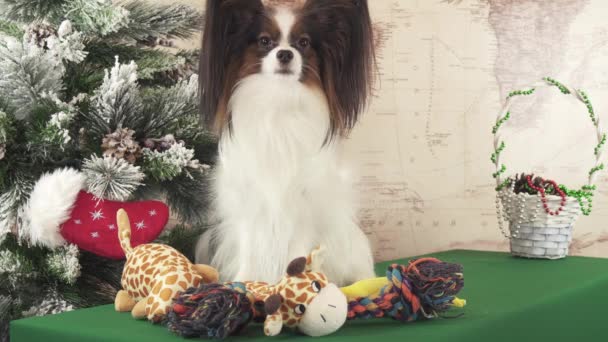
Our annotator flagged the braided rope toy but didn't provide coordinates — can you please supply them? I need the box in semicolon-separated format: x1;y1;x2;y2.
167;247;348;339
166;256;464;339
341;258;465;322
167;283;253;339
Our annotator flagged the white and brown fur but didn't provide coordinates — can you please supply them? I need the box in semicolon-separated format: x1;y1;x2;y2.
196;0;376;286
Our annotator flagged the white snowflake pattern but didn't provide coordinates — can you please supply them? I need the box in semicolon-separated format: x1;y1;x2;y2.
90;209;105;221
74;219;82;225
149;210;157;217
135;221;146;230
108;224;116;230
91;232;100;238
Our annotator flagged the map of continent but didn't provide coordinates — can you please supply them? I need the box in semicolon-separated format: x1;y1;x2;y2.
348;0;608;261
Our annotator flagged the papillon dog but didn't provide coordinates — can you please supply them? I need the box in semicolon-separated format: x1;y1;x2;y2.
195;0;376;286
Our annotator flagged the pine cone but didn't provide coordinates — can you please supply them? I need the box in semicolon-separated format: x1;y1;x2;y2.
137;36;174;48
101;128;142;164
154;63;196;86
0;143;5;160
143;134;180;152
25;22;57;50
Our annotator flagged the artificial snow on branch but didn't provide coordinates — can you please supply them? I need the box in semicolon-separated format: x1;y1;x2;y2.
89;57;142;135
111;0;201;42
82;155;145;201
63;0;130;36
46;244;81;285
0;20;86;119
142;140;201;182
0;0;68;23
0;35;65;119
46;20;88;63
141;74;198;136
0;175;33;238
0;249;27;289
21;292;74;317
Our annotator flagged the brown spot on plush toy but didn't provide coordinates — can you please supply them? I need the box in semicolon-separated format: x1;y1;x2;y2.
114;209;219;322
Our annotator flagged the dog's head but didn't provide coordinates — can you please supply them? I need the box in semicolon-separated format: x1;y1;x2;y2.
199;0;375;139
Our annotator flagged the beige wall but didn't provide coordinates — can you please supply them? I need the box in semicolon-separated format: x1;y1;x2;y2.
151;0;608;260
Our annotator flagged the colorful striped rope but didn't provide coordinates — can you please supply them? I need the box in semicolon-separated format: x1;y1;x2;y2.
166;283;253;339
347;258;464;322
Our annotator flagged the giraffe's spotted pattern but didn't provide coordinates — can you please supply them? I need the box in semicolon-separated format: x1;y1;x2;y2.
121;244;204;322
115;209;216;323
227;250;331;335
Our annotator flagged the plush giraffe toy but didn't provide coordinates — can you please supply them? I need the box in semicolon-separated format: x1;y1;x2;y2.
167;246;348;338
114;209;219;323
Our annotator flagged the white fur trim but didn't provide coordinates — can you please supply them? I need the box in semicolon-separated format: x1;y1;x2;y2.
25;168;84;248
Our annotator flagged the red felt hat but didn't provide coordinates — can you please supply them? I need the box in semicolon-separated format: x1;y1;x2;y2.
60;191;169;259
23;168;169;259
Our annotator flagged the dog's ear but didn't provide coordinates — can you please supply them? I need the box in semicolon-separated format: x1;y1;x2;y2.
199;0;264;133
301;0;375;139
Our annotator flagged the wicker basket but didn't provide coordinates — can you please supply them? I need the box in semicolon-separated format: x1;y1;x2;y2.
492;78;604;259
497;189;580;259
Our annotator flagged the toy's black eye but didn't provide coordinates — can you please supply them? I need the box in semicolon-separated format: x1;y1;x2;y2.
295;304;306;315
259;36;272;48
298;37;310;49
311;281;322;293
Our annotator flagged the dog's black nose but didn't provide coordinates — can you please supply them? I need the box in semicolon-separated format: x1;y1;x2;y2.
277;50;294;64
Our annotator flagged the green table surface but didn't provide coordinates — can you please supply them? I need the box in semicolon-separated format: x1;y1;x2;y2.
10;250;608;341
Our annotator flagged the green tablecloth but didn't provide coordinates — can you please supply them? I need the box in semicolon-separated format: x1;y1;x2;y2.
10;250;608;341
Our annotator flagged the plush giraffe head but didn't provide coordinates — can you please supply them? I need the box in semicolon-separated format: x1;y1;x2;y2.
263;247;348;337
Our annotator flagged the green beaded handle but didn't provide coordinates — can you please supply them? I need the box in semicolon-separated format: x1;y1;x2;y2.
492;77;605;215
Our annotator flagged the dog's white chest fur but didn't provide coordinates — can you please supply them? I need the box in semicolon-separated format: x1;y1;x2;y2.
197;75;374;285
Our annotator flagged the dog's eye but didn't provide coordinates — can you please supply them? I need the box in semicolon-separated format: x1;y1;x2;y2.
311;281;322;293
295;304;306;315
297;37;310;49
259;36;272;48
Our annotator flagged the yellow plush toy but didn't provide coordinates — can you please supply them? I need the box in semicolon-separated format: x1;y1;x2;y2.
114;209;219;322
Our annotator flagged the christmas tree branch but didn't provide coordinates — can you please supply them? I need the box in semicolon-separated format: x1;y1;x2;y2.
109;0;201;43
0;0;67;22
0;35;66;119
85;41;188;80
140;75;198;137
62;0;129;36
0;18;23;37
162;168;210;225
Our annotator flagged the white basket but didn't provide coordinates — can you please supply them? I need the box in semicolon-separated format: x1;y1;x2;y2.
493;78;604;259
497;190;580;259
